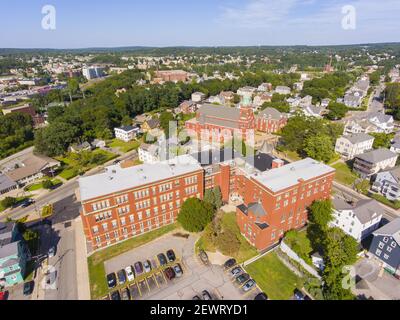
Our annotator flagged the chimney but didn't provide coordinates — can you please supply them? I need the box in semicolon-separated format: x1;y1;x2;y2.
272;159;284;169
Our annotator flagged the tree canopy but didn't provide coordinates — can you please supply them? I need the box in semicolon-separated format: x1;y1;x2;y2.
177;198;215;232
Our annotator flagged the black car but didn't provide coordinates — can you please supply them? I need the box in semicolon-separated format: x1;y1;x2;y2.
107;273;117;289
254;292;269;300
110;290;121;300
236;273;250;285
157;253;168;266
23;281;34;296
117;269;126;284
224;258;237;269
166;249;176;262
21;199;34;208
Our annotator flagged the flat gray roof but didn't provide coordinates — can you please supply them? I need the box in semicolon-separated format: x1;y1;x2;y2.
251;158;335;193
356;148;398;164
342;133;374;144
79;155;202;202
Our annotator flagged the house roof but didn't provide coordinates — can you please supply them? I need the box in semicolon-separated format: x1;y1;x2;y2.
248;202;267;217
333;198;384;224
117;125;135;132
197;104;241;129
356;148;398;164
190;148;241;166
342;133;374;144
245;152;288;172
0;174;17;192
368;112;393;124
145;119;160;129
257;107;284;120
373;218;400;245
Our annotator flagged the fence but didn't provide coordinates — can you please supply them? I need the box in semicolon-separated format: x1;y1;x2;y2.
280;241;321;279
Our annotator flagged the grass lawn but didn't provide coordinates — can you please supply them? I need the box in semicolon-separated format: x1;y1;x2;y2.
88;223;178;300
197;212;258;263
370;193;400;209
245;251;304;300
108;139;141;153
59;168;78;180
25;178;63;192
332;162;358;186
284;230;313;265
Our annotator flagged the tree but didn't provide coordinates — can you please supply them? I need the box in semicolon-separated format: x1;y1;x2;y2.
304;135;335;163
159;111;176;138
1;197;17;209
216;229;240;256
307;200;333;251
177;198;215;232
213;186;223;209
204;189;215;207
370;133;394;149
42;179;54;190
67;78;80;102
326;102;348;120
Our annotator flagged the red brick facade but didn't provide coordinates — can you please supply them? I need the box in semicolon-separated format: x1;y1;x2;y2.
256;116;287;133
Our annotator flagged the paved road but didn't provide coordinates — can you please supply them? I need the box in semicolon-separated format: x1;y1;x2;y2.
1;149;138;221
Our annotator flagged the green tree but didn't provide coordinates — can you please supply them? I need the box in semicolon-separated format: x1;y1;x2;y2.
304;135;335;163
1;197;17;209
326;102;348;120
159;111;176;138
213;186;223;209
177;198;215;232
67;78;80;102
370;133;394;149
42;179;54;190
204;189;215;207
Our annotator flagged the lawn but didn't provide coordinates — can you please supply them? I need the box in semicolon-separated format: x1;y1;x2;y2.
245;251;304;300
108;139;141;153
88;223;178;299
197;212;258;263
25;178;63;192
284;230;313;265
332;162;358;186
57;149;117;180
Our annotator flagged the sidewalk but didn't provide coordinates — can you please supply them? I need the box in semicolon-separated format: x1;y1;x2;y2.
74;216;91;300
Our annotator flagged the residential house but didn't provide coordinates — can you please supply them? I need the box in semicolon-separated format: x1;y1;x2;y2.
275;86;291;95
258;83;272;92
344;91;364;108
0;174;17;195
91;139;106;149
321;98;331;108
138;143;160;164
331;198;383;242
253;93;272;108
369;218;400;276
114;126;138;142
0;223;31;287
191;92;206;103
207;95;223;105
237;86;257;97
219;91;235;105
368;113;395;134
390;133;400;154
302;105;325;118
353;148;398;177
178;100;197;115
293;82;304;91
141;119;160;133
335;133;375;160
372;167;400;201
69;141;92;153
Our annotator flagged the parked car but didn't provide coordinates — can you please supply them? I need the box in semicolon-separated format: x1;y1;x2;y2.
236;273;250;285
48;246;56;258
202;290;212;300
293;289;311;300
224;258;237;269
125;266;135;282
157;253;168;266
23;281;34;296
121;288;131;300
199;250;209;265
192;295;201;300
45;270;57;286
173;264;183;278
117;269;126;284
134;262;144;275
254;292;269;300
143;260;152;273
164;267;176;280
106;273;117;289
243;279;256;292
230;266;243;277
21;199;34;208
166;249;176;262
110;290;121;300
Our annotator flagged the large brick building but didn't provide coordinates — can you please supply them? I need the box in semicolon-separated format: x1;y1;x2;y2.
78;152;335;251
236;158;335;250
185;103;287;141
154;70;188;83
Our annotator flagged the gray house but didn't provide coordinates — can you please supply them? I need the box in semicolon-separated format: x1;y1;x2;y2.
372;167;400;201
369;218;400;276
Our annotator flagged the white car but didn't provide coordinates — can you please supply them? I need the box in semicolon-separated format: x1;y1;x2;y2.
125;266;135;282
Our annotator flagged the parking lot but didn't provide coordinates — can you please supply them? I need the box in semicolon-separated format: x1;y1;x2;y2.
101;233;262;300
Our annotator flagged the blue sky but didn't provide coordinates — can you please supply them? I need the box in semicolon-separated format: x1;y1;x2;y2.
0;0;399;48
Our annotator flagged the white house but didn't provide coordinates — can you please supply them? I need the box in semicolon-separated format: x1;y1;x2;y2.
191;92;206;103
372;167;400;201
258;83;272;92
275;86;291;95
331;198;384;242
138;143;160;164
353;148;398;177
114;125;139;142
335;133;374;160
368;113;395;134
237;86;257;97
302;105;325;118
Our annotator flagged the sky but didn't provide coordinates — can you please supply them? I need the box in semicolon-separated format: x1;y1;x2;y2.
0;0;399;48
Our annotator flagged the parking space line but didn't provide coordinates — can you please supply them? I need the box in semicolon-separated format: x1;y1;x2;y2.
153;274;160;288
136;281;142;297
144;277;151;291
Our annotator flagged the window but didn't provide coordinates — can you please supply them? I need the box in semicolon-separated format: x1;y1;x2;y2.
375;249;382;256
129;215;134;223
383;254;390;260
284;200;288;207
387;247;393;253
383;237;389;243
391;241;397;248
102;223;108;231
271;232;276;240
378;242;385;249
120;217;126;226
137;212;143;220
92;226;99;234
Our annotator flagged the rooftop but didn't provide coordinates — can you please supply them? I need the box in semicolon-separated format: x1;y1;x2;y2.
373;218;400;245
79;154;202;202
333;198;384;224
342;133;374;144
251;158;335;193
356;148;398;164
